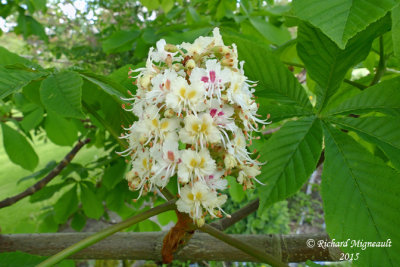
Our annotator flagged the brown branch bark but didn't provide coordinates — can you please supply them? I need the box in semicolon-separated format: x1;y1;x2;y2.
0;138;91;209
0;232;342;262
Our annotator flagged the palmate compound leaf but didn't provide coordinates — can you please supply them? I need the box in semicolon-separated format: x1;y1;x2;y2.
257;116;323;211
297;15;391;111
322;123;400;266
1;123;38;171
222;34;313;111
40;71;84;118
328;116;400;170
322;76;400;116
292;0;398;49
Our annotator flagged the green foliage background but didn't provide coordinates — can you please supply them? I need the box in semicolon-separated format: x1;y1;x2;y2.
1;0;400;266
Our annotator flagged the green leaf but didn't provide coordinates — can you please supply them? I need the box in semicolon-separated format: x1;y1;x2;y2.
257;97;314;123
223;35;312;110
53;185;79;224
161;0;174;13
0;252;44;267
157;210;177;226
108;64;135;91
258;116;323;210
137;219;161;232
249;17;291;45
0;66;44;99
15;14;48;42
71;211;87;231
80;72;127;100
393;5;400;58
292;0;398;49
18;160;57;184
44;112;78;146
322;123;400;266
30;182;66;203
20;106;44;132
0;46;32;66
227;176;245;203
140;0;160;11
102;30;140;54
40;71;84;118
323;76;400;116
297;16;391;111
103;159;127;189
23;80;44;106
80;183;104;219
1;123;38;171
329;116;400;170
0;252;74;267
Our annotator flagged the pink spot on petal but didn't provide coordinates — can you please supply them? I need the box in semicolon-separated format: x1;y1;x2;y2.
210;71;216;83
209;175;214;179
210;108;217;117
201;76;209;83
217;111;224;116
167;151;175;162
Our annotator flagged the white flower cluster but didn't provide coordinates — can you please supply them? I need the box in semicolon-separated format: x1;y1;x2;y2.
121;28;267;226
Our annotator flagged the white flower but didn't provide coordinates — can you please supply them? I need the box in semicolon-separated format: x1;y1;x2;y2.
178;148;216;183
150;39;180;62
152;134;181;188
204;171;228;191
176;180;228;225
165;76;206;115
237;164;262;190
179;28;224;56
179;113;221;149
146;69;178;104
121;27;267;222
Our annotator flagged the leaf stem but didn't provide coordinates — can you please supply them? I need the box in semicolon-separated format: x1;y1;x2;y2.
199;224;288;267
82;101;127;148
281;61;368;90
37;200;176;267
370;35;385;86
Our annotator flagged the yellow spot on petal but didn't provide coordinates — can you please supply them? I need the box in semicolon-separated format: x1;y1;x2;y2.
160;121;169;129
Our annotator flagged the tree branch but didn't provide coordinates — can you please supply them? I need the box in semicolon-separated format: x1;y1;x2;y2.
0;232;342;263
0;138;91;209
36;200;176;267
200;224;288;267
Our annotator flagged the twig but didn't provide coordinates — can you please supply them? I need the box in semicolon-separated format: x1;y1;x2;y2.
200;224;288;267
211;199;259;231
370;35;386;86
0;138;91;209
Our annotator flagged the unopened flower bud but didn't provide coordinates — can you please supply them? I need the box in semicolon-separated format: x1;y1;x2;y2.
164;108;175;118
165;44;178;53
224;153;237;169
186;59;196;69
139;74;152;89
195;217;205;227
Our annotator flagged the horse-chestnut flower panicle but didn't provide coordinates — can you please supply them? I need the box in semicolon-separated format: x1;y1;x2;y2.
120;28;268;226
